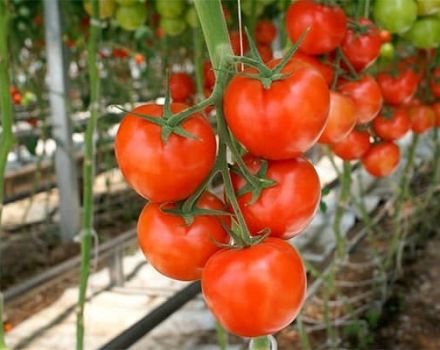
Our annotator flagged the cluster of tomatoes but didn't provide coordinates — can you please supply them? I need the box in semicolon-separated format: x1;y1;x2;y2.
114;0;440;340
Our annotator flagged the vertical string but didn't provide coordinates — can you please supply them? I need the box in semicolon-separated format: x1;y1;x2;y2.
237;0;244;71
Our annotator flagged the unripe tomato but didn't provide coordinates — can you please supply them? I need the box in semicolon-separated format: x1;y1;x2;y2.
202;238;306;337
432;102;440;126
169;72;195;103
156;0;185;18
373;0;417;34
185;7;199;28
404;17;440;49
241;0;266;17
417;0;440;15
115;0;137;5
362;142;400;177
377;69;419;106
331;129;371;161
430;67;440;98
318;92;356;144
291;52;334;86
116;3;147;31
380;42;395;59
137;192;229;281
231;156;321;239
338;75;383;124
286;0;347;55
408;105;436;133
255;20;277;45
160;17;186;36
83;0;116;19
224;59;330;160
115;103;216;202
372;108;411;141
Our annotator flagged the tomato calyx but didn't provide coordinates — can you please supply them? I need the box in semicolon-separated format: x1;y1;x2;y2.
347;19;376;36
221;219;271;249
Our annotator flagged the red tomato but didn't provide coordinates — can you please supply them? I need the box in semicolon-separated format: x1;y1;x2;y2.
115;103;216;202
341;18;382;71
338;75;383;124
202;237;306;337
224;59;330;160
255;20;277;45
286;0;347;55
372;108;411;141
231;156;320;239
137;192;229;281
331;129;371;161
398;56;425;83
377;68;419;105
319;91;356;144
112;47;129;58
379;29;392;43
408;105;436;134
25;118;38;128
430;67;440;98
12;93;21;105
169;72;195;103
230;30;249;55
291;52;334;86
257;44;273;63
203;61;216;89
433;102;440;127
362;142;400;177
134;53;144;64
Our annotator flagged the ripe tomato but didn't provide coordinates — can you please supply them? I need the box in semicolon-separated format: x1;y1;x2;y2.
224;59;330;160
430;67;440;98
134;53;144;64
230;30;249;55
116;3;147;31
169;72;195;103
331;129;371;161
115;103;216;202
408;105;436;133
373;0;417;34
338;75;383;124
112;48;128;59
231;156;320;239
202;238;306;337
203;61;216;89
372;108;411;141
137;192;229;281
318;91;356;144
291;52;334;86
432;102;440;126
379;30;392;43
255;20;277;45
286;0;347;55
341;18;382;71
377;68;419;106
257;44;273;63
362;142;400;177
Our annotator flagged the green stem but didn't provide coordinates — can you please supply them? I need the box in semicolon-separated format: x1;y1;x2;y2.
250;336;272;350
297;314;312;350
424;128;440;205
76;1;100;349
215;321;228;350
193;26;204;99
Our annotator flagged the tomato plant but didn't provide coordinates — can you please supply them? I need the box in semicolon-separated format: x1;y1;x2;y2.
362;142;400;177
331;129;371;161
372;108;411;141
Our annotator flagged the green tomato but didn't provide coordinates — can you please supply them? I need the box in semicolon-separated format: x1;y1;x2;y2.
417;0;440;15
83;0;116;19
115;0;138;5
156;0;185;18
380;43;395;59
116;4;147;31
241;0;265;17
160;17;186;36
374;0;417;33
403;16;440;48
185;7;199;28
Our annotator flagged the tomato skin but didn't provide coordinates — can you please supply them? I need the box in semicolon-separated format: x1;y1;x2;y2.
318;92;356;144
291;52;334;86
433;102;440;127
338;75;383;124
430;67;440;98
408;105;436;133
115;103;216;202
203;61;216;89
372;108;411;141
331;129;371;161
362;142;400;177
137;192;228;281
231;156;320;239
404;17;440;49
202;237;306;337
230;31;249;55
169;72;195;103
255;20;277;45
380;30;392;43
116;3;147;31
257;44;273;63
373;0;417;34
286;0;347;55
377;69;419;106
341;18;382;71
224;60;330;160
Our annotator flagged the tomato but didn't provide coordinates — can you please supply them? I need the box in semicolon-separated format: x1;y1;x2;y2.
373;0;417;34
432;102;440;126
116;3;147;31
25;118;38;128
331;129;371;161
417;0;440;15
169;72;195;103
255;20;277;45
137;192;228;281
341;18;382;71
224;59;330;160
377;68;419;106
231;156;320;239
362;142;400;177
291;52;334;86
160;17;186;36
286;0;347;55
112;48;128;59
380;42;395;59
203;61;216;89
115;0;136;5
318;92;356;144
156;0;185;18
338;75;383;124
84;0;116;19
404;17;440;49
380;30;392;43
185;7;198;28
202;237;306;337
134;53;144;65
229;31;249;56
115;103;216;202
408;105;436;133
372;108;411;141
257;44;273;63
430;67;440;98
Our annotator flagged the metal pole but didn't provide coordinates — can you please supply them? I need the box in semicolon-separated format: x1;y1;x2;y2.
43;0;80;241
